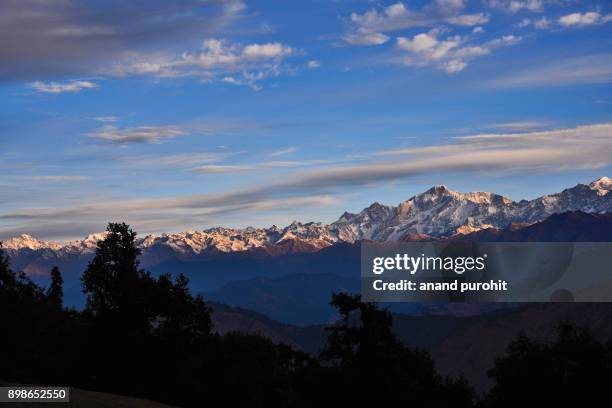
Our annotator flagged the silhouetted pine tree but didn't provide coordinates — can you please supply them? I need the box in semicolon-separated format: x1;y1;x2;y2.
82;222;157;333
47;266;64;310
0;242;16;289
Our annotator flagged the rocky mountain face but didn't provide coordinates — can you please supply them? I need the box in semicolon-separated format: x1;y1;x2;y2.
2;177;611;277
333;176;612;240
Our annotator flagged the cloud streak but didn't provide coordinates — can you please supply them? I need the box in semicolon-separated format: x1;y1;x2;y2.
29;80;98;94
90;125;187;144
485;54;612;88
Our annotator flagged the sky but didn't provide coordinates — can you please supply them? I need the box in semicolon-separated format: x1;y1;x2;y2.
1;0;611;241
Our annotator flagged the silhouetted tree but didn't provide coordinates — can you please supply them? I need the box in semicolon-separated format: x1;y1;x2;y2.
151;273;211;340
0;242;61;383
0;242;16;289
82;222;155;333
315;293;474;406
77;223;220;400
484;322;612;407
47;266;64;310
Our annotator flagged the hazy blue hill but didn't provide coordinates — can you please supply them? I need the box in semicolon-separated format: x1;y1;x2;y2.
205;273;360;325
148;241;361;292
450;211;612;242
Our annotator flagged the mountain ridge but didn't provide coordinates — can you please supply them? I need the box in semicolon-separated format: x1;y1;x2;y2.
3;177;611;261
3;177;612;266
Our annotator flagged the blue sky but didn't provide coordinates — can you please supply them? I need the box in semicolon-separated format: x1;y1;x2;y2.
1;0;611;240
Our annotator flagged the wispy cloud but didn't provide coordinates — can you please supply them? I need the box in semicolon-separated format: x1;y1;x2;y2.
485;54;612;88
29;80;98;94
192;164;254;174
485;121;552;131
103;38;298;89
90;125;187;144
191;158;333;174
19;176;90;182
127;152;234;168
94;116;118;123
268;147;297;157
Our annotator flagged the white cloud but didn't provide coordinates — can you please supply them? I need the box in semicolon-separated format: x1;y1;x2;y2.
397;31;521;74
307;60;321;69
484;0;544;13
473;26;485;33
559;12;612;27
349;2;425;32
445;59;468;73
29;80;98;94
90;125;186;144
518;18;531;28
397;32;461;59
446;13;490;26
534;16;551;29
487;35;522;47
514;11;609;31
103;38;298;89
342;1;493;46
342;30;390;46
242;42;294;59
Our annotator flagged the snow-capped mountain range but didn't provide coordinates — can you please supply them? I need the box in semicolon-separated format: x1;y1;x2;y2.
3;177;611;264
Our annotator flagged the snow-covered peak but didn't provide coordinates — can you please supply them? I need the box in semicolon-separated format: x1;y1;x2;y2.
590;176;612;196
63;232;108;253
333;177;612;241
1;234;62;251
424;185;452;196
